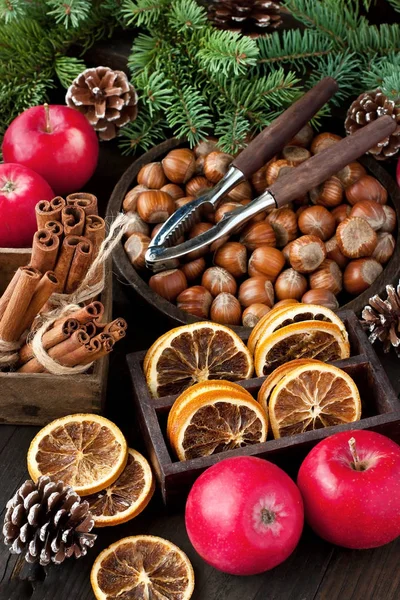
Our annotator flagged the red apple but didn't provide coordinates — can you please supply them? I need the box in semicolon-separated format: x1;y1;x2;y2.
2;105;99;196
297;430;400;549
185;456;304;575
0;163;54;247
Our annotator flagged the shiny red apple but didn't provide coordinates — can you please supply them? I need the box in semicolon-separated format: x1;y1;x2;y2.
297;430;400;549
0;163;54;247
2;105;99;196
185;456;304;575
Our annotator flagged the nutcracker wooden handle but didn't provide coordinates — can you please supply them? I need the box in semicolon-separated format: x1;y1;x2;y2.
270;115;397;207
232;77;338;178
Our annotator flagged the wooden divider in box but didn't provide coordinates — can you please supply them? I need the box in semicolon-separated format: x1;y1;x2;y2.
0;248;112;426
127;310;400;506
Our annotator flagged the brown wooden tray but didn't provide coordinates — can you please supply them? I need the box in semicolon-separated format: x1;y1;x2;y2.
107;139;400;335
0;248;112;426
127;310;400;506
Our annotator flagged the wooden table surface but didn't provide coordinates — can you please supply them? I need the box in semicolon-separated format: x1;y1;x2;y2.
1;143;400;600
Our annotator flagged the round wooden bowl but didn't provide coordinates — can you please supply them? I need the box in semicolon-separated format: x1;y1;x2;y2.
107;138;400;335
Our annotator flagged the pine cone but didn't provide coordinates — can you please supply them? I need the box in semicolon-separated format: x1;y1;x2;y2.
345;89;400;160
66;66;138;141
204;0;282;36
2;476;97;566
361;284;400;354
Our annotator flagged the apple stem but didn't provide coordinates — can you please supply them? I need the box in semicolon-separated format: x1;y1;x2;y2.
349;437;363;471
44;103;52;133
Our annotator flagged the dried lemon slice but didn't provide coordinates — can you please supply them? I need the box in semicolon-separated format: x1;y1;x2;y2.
86;449;154;527
145;321;253;398
248;303;346;355
91;535;194;600
27;414;128;496
254;320;350;377
169;388;267;461
269;362;361;438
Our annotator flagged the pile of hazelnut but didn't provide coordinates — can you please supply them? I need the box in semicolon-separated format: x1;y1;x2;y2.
123;125;396;328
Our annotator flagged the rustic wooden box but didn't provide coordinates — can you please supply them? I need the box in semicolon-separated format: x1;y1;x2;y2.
127;311;400;506
0;249;112;426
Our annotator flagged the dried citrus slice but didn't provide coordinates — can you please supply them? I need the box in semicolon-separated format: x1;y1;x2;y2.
85;449;154;527
257;358;321;414
167;379;249;439
169;389;268;461
168;380;256;442
248;303;346;356
269;362;361;438
254;320;350;377
91;535;194;600
27;414;128;496
145;322;253;398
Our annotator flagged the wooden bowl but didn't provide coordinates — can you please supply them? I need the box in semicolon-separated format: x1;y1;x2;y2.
107;138;400;335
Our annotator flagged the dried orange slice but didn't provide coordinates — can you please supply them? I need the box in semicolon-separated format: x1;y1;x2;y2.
85;449;154;527
91;535;194;600
145;322;253;398
257;358;321;414
254;320;350;377
248;303;346;356
167;379;249;440
27;414;128;496
269;362;361;438
169;388;267;461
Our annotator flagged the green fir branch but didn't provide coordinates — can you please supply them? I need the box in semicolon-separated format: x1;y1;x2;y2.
197;29;259;77
136;69;173;116
168;0;207;32
54;54;87;88
0;0;26;23
257;29;333;72
121;0;168;28
46;0;92;28
118;113;168;154
166;85;212;145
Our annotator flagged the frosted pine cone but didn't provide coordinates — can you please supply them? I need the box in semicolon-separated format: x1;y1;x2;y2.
66;66;138;141
2;476;97;566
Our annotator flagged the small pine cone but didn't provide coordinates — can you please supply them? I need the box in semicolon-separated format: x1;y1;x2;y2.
361;284;400;354
345;89;400;160
2;476;97;566
66;66;138;141
204;0;282;36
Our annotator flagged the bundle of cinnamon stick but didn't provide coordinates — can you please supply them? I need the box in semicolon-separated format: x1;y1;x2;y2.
17;301;127;373
0;193;105;346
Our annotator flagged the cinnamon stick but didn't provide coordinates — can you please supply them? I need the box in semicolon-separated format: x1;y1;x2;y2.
35;197;66;229
30;230;60;273
80;334;114;365
103;318;128;342
84;215;105;258
44;220;64;240
81;321;97;338
17;272;59;338
0;268;22;321
60;336;102;367
18;329;90;373
66;193;98;216
0;267;42;342
61;206;85;236
54;235;92;293
64;238;93;294
52;301;104;329
18;317;80;365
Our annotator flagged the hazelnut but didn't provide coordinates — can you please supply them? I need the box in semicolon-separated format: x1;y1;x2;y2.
309;259;342;295
204;151;233;183
336;217;377;258
239;221;276;251
177;286;213;318
137;162;166;188
186;176;213;197
251;166;268;194
214;242;247;278
343;259;383;295
265;159;294;186
350;200;386;230
202;266;237;296
331;204;351;225
311;132;342;154
238;277;274;308
248;247;285;281
336;162;366;188
282;145;311;165
180;257;207;282
372;232;395;264
194;138;218;158
210;293;242;326
288;123;314;148
242;304;271;328
325;236;349;270
274;268;308;300
380;205;397;233
266;207;298;247
345;175;387;205
137;190;174;224
227;181;252;202
162;148;196;184
309;176;343;208
301;289;339;311
289;235;327;273
149;269;187;302
298;205;335;241
161;183;185;200
124;232;150;270
123;185;148;212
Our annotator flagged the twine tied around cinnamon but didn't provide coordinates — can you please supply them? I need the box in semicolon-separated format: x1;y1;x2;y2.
0;212;134;373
